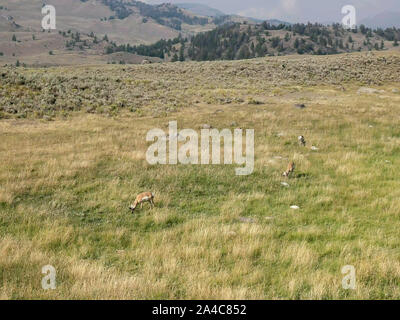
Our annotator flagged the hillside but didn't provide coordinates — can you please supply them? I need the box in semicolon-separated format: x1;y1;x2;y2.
1;51;400;119
0;0;182;66
0;0;216;66
106;22;400;62
0;0;216;42
2;1;400;67
1;51;400;299
0;0;269;66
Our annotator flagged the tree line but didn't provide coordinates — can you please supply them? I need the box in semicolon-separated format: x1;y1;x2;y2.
105;22;400;61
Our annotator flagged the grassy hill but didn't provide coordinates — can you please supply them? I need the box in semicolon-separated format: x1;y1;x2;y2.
1;51;400;299
0;0;215;42
0;0;221;66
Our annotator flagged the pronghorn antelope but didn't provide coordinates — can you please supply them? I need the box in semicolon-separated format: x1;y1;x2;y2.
298;135;306;146
129;192;155;213
283;162;295;178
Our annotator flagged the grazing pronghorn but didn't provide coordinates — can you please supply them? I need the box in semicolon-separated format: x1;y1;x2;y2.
298;135;306;146
283;162;295;178
129;192;155;213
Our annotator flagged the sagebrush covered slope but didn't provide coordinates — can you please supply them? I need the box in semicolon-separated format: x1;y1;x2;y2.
1;51;400;119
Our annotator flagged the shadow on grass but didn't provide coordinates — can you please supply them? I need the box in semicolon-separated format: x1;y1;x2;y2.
294;172;311;179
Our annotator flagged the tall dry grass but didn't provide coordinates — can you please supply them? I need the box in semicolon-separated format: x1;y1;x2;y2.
1;69;400;299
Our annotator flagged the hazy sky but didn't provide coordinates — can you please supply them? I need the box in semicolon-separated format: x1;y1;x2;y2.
143;0;400;23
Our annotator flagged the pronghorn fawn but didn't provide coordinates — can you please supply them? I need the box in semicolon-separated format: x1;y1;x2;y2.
283;162;295;178
129;192;155;213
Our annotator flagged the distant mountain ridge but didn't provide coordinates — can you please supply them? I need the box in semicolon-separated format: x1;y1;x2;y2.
175;3;290;26
1;0;399;67
175;3;225;17
359;11;400;29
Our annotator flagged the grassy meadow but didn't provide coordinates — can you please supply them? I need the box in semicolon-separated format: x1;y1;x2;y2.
1;52;400;299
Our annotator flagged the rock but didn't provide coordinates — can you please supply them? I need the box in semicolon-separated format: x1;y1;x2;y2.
239;217;256;223
227;231;237;237
290;205;300;210
294;103;306;109
248;98;263;105
357;87;385;94
86;106;97;113
392;88;399;93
